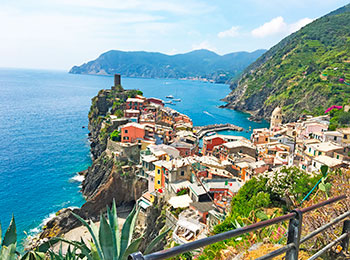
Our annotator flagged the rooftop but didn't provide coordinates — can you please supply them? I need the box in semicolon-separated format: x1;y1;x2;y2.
190;201;214;213
313;155;343;167
122;122;146;129
308;142;343;152
223;140;255;149
126;98;145;103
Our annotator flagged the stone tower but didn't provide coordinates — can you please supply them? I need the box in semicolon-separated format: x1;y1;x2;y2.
114;74;121;86
270;107;282;129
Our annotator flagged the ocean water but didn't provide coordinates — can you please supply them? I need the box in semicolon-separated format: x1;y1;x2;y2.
0;68;268;246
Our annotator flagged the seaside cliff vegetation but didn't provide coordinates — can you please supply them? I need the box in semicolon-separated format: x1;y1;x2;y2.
224;3;350;123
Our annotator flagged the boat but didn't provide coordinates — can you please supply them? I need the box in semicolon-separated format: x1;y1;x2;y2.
206;132;216;136
164;101;173;104
166;95;174;99
173;98;181;102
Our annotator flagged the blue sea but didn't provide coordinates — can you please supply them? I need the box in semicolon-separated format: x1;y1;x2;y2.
0;68;268;246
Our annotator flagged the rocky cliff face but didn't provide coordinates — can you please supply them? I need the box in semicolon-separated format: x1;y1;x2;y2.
39;86;147;240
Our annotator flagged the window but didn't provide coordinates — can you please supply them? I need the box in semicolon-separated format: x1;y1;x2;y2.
181;171;185;176
124;129;128;133
318;151;322;156
337;155;340;159
157;180;160;184
345;135;348;139
334;136;337;141
157;169;160;174
313;162;316;167
309;148;311;152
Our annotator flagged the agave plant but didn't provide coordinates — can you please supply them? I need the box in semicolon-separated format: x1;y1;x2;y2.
48;245;82;260
54;200;169;260
0;216;18;260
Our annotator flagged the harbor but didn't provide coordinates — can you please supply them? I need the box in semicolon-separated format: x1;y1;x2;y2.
194;123;244;139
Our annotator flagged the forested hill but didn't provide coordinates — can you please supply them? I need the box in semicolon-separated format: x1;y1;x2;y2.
69;49;265;84
223;3;350;122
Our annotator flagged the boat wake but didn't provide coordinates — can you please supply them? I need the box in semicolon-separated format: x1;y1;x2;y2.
203;111;215;118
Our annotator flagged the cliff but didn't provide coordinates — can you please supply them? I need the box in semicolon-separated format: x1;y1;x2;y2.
69;49;266;84
223;3;350;122
39;85;148;240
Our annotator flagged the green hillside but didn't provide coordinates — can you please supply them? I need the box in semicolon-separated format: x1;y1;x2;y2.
224;3;350;122
69;49;265;84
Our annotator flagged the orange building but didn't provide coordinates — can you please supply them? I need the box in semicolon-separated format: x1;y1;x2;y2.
203;136;226;155
121;123;145;143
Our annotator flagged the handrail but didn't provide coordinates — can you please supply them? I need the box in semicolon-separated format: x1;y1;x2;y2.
129;195;350;260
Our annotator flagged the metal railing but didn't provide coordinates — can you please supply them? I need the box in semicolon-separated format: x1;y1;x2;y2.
129;195;350;260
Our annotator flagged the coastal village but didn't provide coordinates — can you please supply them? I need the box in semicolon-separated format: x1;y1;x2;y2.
97;75;350;246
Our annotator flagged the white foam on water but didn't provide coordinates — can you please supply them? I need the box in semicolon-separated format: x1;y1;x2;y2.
70;174;85;182
29;212;56;235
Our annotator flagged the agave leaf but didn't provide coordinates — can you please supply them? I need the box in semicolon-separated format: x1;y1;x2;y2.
89;241;101;260
2;216;17;248
72;212;103;260
120;237;143;260
1;243;17;260
34;252;46;260
120;207;139;256
144;227;171;255
37;237;61;253
50;237;92;260
99;213;114;260
108;200;120;259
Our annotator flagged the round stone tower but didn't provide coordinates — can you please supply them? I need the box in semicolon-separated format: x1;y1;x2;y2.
270;107;282;129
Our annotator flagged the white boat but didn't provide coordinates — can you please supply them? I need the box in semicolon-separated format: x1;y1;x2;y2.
166;95;174;99
164;101;173;104
206;132;216;136
173;99;181;102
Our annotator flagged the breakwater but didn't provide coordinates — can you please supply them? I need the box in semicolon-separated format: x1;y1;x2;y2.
194;123;244;138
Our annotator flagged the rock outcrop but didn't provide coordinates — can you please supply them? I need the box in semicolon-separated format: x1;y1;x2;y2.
38;86;148;241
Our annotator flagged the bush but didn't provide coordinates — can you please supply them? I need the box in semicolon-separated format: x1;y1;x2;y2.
110;130;121;142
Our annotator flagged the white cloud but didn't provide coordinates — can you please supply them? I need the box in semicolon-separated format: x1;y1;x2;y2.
192;41;217;52
289;18;314;33
251;16;314;38
251;16;287;38
218;26;240;38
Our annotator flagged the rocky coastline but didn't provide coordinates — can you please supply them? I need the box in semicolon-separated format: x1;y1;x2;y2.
32;83;150;247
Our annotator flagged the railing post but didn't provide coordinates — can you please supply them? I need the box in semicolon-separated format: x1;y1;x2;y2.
285;209;303;260
128;252;145;260
341;219;350;253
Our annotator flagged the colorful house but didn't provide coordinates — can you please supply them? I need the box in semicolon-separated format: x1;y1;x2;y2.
126;98;145;110
121;123;145;143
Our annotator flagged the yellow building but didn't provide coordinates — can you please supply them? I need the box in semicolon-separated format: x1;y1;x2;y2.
337;128;350;144
154;161;166;190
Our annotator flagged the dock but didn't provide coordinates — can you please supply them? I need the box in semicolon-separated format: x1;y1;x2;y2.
194;123;244;139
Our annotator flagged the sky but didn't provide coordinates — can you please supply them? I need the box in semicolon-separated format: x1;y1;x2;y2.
1;0;349;70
